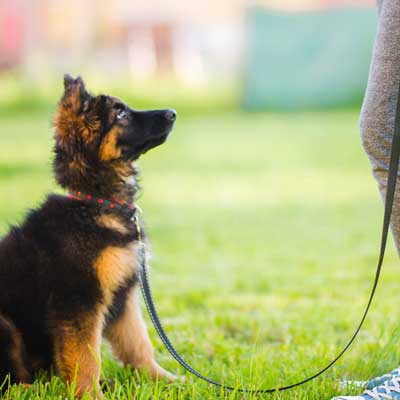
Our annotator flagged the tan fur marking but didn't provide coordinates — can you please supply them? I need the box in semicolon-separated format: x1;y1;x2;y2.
99;127;122;161
94;243;137;306
54;103;100;145
54;313;104;398
96;214;129;235
79;113;101;143
105;288;175;381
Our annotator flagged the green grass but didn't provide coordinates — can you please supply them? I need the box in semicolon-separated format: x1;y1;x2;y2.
0;109;400;399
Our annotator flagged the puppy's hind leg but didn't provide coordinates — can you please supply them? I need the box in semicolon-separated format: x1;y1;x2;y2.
0;314;32;388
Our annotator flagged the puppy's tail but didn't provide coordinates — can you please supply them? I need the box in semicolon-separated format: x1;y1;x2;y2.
0;314;31;390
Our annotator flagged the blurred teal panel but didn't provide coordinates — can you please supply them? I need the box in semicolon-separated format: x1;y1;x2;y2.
243;8;377;110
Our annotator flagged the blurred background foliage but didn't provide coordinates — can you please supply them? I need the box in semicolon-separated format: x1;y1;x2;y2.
0;0;376;114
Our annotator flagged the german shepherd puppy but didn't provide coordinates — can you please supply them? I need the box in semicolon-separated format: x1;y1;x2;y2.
0;75;176;397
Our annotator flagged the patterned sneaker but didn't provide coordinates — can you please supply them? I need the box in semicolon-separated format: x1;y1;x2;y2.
334;376;400;399
339;367;400;391
365;368;400;390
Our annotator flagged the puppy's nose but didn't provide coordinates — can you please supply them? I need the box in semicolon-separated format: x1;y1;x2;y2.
164;109;177;122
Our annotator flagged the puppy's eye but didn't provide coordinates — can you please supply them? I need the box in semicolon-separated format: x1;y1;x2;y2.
116;110;127;120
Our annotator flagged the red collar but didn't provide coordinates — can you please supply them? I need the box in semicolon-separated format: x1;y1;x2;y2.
68;191;136;219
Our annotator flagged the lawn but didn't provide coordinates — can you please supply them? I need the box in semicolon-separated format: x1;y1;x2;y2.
0;108;399;399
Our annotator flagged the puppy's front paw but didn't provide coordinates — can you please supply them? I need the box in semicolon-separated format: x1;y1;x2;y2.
149;361;177;383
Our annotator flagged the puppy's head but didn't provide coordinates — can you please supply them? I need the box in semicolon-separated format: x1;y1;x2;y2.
53;75;176;196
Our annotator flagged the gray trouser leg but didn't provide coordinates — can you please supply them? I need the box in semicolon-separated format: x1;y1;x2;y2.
377;0;383;15
360;0;400;252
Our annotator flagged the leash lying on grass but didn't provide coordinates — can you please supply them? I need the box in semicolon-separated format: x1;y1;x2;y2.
137;82;400;394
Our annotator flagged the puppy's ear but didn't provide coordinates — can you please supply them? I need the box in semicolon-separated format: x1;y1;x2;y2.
61;74;89;113
63;73;76;90
55;74;99;147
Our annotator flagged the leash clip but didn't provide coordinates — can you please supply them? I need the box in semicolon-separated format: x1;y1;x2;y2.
131;205;143;242
132;206;147;270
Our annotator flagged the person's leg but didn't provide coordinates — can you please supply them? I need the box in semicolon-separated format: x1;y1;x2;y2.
376;0;383;15
360;0;400;251
334;0;400;398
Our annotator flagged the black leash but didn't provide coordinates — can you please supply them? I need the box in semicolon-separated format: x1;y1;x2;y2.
137;82;400;393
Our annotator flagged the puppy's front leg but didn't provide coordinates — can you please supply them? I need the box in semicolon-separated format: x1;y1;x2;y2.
105;287;175;382
53;313;104;398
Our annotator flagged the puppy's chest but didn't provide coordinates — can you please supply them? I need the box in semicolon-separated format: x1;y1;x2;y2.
94;241;139;308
